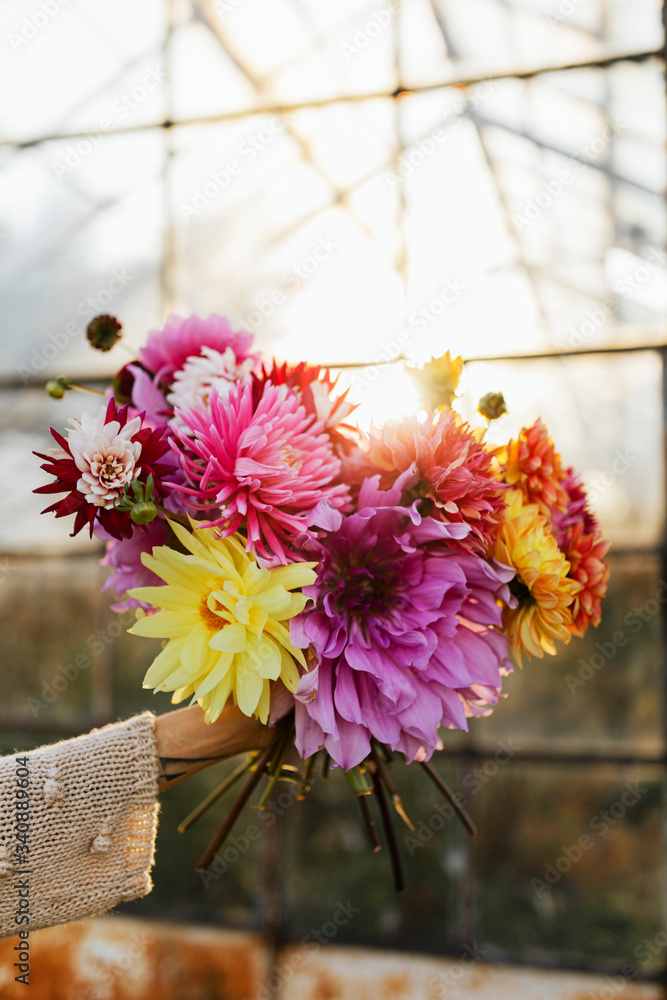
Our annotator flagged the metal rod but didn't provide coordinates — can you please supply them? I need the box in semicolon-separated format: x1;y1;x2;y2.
0;48;660;149
7;340;664;398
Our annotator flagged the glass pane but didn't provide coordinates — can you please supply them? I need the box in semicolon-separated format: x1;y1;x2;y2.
460;351;664;549
0;0;166;141
399;61;666;361
282;755;465;953
408;0;662;87
0;556;106;733
0;132;164;380
477;762;665;971
170;0;398;121
0;390;117;554
170;110;403;367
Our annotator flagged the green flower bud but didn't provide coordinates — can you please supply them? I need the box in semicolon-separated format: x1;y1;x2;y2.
345;764;371;796
130;501;159;524
45;377;69;399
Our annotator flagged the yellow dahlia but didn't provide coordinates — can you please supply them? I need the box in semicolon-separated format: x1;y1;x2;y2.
128;519;317;723
407;351;463;410
494;490;580;665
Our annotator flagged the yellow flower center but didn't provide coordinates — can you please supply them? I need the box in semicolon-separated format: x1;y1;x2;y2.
199;593;226;633
280;445;302;471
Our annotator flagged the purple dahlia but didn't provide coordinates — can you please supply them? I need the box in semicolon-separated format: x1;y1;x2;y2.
292;475;515;770
100;517;170;612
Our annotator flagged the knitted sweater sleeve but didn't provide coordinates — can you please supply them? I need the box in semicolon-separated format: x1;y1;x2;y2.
0;712;159;939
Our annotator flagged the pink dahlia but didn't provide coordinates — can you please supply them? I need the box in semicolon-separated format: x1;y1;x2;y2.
139;314;258;385
126;364;173;430
360;410;507;553
292;475;515;770
171;381;350;563
34;399;172;540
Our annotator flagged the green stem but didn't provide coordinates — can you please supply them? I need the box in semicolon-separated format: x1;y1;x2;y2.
155;506;191;528
177;756;254;834
67;382;107;398
195;743;274;873
256;726;294;810
419;760;477;838
298;752;319;800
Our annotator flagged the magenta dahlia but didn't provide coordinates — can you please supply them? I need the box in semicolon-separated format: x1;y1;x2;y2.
34;399;172;540
171;381;350;563
139;314;258;385
360;410;508;553
292;475;515;770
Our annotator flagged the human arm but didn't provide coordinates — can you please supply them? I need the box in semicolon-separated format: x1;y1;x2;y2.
0;705;270;938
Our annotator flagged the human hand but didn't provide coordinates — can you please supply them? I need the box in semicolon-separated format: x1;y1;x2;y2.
154;703;274;792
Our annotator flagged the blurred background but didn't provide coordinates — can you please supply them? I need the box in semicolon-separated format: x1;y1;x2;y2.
0;0;665;997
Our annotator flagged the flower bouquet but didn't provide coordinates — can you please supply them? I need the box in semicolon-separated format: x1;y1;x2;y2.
35;314;609;890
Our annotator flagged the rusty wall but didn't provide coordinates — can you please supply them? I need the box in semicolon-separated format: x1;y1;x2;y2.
0;916;664;1000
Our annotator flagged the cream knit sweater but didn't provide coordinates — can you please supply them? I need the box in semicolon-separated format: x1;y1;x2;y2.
0;713;159;939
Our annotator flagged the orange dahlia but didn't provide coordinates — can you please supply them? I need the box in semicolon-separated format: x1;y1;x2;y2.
504;419;568;517
561;522;610;636
494;489;580;665
362;409;507;553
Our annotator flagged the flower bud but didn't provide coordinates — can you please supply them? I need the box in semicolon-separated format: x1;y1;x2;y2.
45;377;69;399
478;392;507;421
130;501;159;524
86;314;122;352
111;363;135;404
345;764;371;796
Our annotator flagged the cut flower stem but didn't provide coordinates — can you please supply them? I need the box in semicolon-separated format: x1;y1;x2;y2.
195;742;275;872
419;760;477;838
370;754;405;893
373;747;415;831
178;756;253;834
358;794;382;853
256;726;294;811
